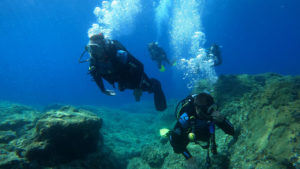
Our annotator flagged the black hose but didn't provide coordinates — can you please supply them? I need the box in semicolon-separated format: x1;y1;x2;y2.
78;49;89;63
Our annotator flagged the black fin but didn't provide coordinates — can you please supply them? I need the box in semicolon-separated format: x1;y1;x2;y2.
150;78;167;111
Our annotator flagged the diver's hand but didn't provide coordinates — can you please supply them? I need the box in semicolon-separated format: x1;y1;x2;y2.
211;111;225;122
103;90;116;96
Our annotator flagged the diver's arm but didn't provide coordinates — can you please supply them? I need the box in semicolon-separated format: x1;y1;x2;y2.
215;118;235;136
175;111;194;160
182;149;192;159
91;71;116;96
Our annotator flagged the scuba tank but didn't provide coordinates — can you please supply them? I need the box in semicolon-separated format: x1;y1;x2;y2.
174;94;197;119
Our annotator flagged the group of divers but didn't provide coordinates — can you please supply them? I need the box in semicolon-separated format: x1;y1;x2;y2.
79;33;235;168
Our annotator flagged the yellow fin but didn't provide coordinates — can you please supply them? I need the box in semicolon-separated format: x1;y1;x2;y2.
172;61;177;66
159;65;166;72
160;128;170;137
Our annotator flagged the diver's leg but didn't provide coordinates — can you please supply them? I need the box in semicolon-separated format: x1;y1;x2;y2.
138;73;166;111
139;73;153;92
133;88;142;101
157;61;162;69
149;78;166;111
165;58;172;65
170;127;191;159
131;73;150;102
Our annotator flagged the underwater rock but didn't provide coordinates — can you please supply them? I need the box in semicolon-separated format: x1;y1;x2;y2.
86;105;163;161
0;119;31;131
205;73;300;169
0;103;33;115
0;131;16;143
0;153;29;169
210;74;258;106
0;73;299;169
127;157;151;169
24;106;102;166
52;148;125;169
141;143;169;168
161;151;197;169
0;102;40;169
0;102;40;137
0;142;30;169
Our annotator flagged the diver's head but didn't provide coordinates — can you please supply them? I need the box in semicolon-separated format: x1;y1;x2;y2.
87;33;106;61
148;42;158;50
89;33;105;46
194;93;216;117
148;42;154;50
90;33;104;41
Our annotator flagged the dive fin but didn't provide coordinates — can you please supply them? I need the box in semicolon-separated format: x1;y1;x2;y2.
150;78;167;111
159;65;166;72
171;60;177;66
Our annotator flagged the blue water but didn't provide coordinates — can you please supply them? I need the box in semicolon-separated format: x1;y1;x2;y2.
0;0;299;107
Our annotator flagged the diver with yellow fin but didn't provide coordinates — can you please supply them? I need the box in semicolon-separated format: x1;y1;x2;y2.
148;42;175;72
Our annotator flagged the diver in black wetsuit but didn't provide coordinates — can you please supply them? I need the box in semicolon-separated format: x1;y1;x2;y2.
148;42;173;72
169;92;235;168
80;33;167;111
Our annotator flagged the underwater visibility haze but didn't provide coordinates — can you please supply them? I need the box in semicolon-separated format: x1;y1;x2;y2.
0;0;300;169
0;0;299;106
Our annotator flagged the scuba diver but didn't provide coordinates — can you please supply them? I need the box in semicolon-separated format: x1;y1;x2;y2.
207;44;222;66
79;33;167;111
169;92;235;168
148;42;174;72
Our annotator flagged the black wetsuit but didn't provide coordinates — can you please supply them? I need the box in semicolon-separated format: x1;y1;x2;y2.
170;98;235;159
148;44;171;69
89;39;152;92
88;37;167;111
